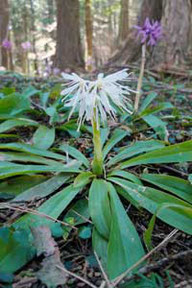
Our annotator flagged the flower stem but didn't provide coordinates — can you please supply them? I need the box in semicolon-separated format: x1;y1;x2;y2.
92;114;103;176
134;43;146;112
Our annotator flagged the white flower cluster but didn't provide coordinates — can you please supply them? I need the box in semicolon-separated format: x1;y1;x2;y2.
61;69;134;129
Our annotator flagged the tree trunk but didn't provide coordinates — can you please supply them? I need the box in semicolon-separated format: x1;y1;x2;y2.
54;0;84;71
0;0;9;68
29;0;39;74
108;0;192;70
151;0;192;69
85;0;93;71
118;0;129;44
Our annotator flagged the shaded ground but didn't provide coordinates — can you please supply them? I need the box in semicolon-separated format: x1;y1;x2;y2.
0;72;192;288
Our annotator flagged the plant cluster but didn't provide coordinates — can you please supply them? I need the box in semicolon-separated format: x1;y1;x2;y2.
0;18;191;288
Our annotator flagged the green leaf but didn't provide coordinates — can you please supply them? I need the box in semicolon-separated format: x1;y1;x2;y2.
188;174;192;184
141;174;192;204
139;102;173;118
120;140;192;169
33;126;55;150
0;272;14;284
0;175;47;200
109;177;192;235
78;226;92;239
59;144;89;168
57;122;80;138
0;118;38;133
0;134;19;139
142;114;168;141
107;182;145;280
13;174;70;202
15;183;82;229
22;86;39;98
107;140;165;167
89;179;111;239
74;171;94;188
0;227;35;273
143;214;156;251
108;170;142;185
100;127;110;147
0;152;59;166
0;143;66;161
139;92;158;112
0;161;80;179
92;228;108;271
103;129;127;160
0;93;30;116
64;198;90;226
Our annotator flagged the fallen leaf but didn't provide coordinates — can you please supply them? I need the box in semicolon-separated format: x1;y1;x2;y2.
32;226;68;288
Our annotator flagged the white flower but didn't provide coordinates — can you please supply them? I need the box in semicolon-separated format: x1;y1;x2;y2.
61;69;134;130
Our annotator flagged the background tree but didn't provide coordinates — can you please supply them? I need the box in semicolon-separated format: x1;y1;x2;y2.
109;0;192;71
0;0;9;68
54;0;84;71
118;0;129;44
85;0;93;71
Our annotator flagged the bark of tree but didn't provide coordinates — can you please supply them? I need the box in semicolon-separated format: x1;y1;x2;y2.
0;0;9;68
54;0;84;71
85;0;93;71
118;0;129;44
108;0;192;70
151;0;192;69
29;0;39;74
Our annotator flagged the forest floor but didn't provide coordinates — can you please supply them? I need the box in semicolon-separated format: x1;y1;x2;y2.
0;71;192;288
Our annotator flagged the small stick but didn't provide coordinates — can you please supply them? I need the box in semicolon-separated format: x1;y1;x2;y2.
115;249;192;284
72;209;93;224
1;204;77;230
56;265;98;288
112;229;178;287
94;251;113;288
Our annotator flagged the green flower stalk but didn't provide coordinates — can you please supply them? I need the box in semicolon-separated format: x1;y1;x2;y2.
92;110;103;175
61;70;133;176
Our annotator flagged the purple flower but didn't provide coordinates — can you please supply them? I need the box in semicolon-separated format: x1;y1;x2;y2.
134;18;162;46
21;41;31;50
2;39;12;50
53;67;60;76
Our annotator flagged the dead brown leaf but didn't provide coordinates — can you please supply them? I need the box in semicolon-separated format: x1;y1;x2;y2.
31;226;68;288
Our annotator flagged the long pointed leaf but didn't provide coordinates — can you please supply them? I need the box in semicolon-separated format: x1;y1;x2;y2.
13;174;70;202
89;179;111;239
107;140;164;167
109;177;192;235
58;144;89;168
141;174;192;204
0;143;66;161
103;129;127;160
107;182;145;279
120;140;192;169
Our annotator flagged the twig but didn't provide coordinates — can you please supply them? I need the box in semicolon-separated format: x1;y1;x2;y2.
0;204;77;230
94;252;113;288
160;165;188;177
112;229;178;287
72;209;93;224
56;265;98;288
115;249;192;284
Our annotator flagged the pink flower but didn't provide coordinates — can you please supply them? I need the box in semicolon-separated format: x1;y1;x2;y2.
2;39;12;50
21;41;31;50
